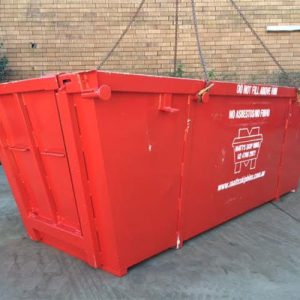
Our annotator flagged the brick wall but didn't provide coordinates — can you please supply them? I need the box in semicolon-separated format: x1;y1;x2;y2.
0;0;299;82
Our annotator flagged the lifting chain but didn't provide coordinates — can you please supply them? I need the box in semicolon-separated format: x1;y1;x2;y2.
173;0;179;75
97;0;146;69
191;0;209;81
228;0;297;87
97;0;297;88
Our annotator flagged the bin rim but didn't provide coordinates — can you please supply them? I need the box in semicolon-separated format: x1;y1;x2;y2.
208;80;297;99
0;70;297;99
57;70;207;95
0;75;59;95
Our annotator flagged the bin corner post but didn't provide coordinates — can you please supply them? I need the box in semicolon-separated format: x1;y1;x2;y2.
176;95;194;249
55;89;124;273
54;90;102;268
276;98;293;200
75;87;126;274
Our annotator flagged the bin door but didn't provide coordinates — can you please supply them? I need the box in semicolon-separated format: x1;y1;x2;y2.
181;82;294;241
0;81;99;266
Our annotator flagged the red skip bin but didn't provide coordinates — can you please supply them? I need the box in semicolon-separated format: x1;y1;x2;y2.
0;71;299;276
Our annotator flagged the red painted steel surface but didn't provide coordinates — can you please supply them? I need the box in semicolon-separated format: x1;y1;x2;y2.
180;82;298;242
279;102;300;195
0;71;299;276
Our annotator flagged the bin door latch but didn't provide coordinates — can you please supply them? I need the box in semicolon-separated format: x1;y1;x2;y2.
196;83;214;103
81;85;112;101
158;94;179;113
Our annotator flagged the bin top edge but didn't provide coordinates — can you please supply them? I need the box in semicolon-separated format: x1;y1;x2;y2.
57;70;207;95
0;70;297;98
208;80;297;98
76;69;204;82
0;75;59;95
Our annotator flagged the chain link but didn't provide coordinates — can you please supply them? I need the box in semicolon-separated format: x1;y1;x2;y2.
97;0;146;69
191;0;209;81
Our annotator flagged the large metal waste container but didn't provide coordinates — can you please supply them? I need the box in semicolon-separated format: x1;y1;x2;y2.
0;70;299;276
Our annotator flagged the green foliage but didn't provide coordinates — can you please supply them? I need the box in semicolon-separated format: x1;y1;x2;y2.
208;69;216;80
167;67;299;87
277;71;300;88
0;43;9;82
0;57;8;82
170;64;185;78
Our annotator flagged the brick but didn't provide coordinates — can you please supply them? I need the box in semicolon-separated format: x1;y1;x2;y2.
0;0;298;82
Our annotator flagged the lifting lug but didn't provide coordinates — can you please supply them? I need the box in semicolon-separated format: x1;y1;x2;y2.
196;83;214;103
82;85;112;101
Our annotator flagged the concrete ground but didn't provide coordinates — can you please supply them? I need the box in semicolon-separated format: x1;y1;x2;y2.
0;166;300;300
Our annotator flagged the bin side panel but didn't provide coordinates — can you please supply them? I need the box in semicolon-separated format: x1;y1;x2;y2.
73;90;190;273
56;91;108;270
279;103;300;195
182;92;290;241
99;92;189;268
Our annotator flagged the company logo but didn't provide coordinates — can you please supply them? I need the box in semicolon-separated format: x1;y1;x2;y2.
232;127;263;174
